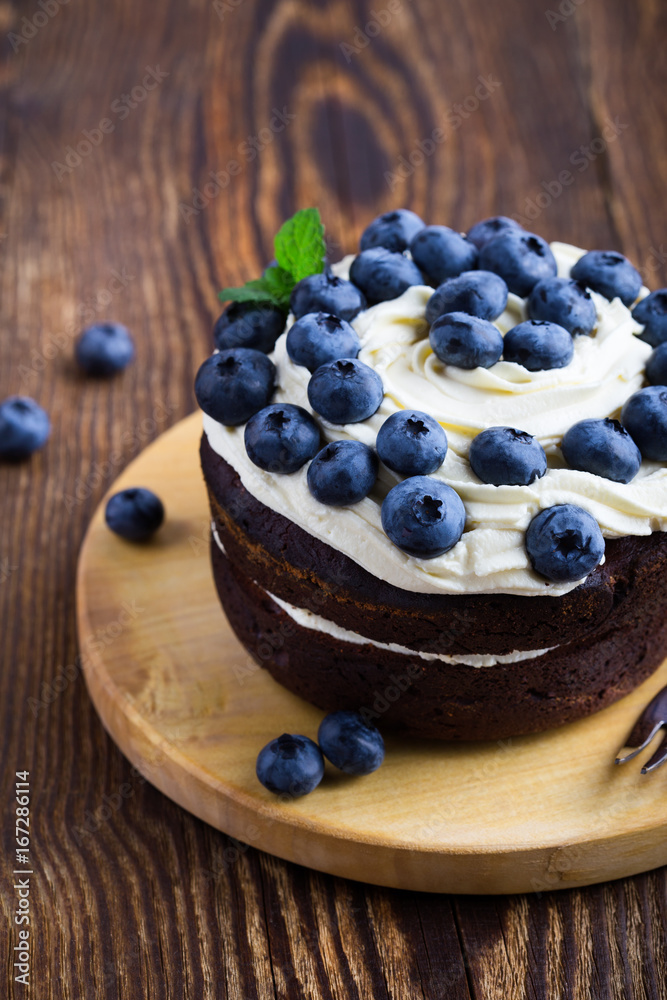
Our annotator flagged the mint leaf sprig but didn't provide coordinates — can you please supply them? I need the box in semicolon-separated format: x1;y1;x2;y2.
219;208;326;311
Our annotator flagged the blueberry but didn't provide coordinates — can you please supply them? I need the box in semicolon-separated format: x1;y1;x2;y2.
633;290;667;347
290;270;367;321
286;312;360;372
381;476;466;558
256;734;324;797
359;209;425;252
469;427;547;486
621;386;667;461
466;215;523;250
503;320;573;371
561;418;641;484
317;710;385;775
429;312;504;369
570;250;642;307
307;440;378;506
0;396;51;460
425;271;508;324
409;226;478;285
244;404;320;473
525;504;604;582
105;487;164;542
349;248;424;304
646;343;667;386
308;359;384;425
213;302;286;353
527;277;597;337
194;348;275;426
376;410;448;476
75;322;134;376
479;231;557;297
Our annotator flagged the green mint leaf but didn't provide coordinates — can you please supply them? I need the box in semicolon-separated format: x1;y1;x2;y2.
260;265;294;309
274;208;326;283
218;208;326;310
218;278;280;307
218;266;293;310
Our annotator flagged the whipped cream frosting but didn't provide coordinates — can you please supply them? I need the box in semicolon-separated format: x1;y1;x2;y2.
211;524;556;667
204;242;667;597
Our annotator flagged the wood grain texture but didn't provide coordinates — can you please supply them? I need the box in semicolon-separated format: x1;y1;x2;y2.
76;412;667;896
1;0;666;996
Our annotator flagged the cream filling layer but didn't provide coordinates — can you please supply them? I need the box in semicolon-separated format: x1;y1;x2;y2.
203;242;667;597
211;524;557;668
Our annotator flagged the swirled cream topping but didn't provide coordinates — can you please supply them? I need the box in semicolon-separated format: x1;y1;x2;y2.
204;242;667;597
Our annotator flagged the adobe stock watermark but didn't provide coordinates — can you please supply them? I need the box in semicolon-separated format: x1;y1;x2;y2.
414;737;517;844
636;244;667;285
28;599;145;717
528;778;643;894
178;107;296;223
340;0;411;62
385;75;502;191
1;557;19;583
512;116;629;226
61;399;176;512
212;0;243;20
17;266;135;385
7;0;70;52
71;738;175;845
545;0;586;30
51;66;169;181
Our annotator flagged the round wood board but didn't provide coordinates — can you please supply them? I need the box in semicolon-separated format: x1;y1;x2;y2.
76;412;667;895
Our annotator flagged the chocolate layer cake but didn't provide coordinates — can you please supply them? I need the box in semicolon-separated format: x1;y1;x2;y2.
197;216;667;741
203;436;667;740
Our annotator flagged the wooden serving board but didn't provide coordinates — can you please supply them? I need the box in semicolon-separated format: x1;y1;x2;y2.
76;412;667;895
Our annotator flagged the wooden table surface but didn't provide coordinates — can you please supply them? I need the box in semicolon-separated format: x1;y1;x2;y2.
1;0;666;996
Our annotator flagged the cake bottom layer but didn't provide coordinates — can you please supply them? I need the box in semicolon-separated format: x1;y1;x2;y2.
210;534;667;741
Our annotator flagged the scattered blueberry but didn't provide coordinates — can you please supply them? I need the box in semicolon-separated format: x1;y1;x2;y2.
469;427;547;486
525;504;604;582
317;710;385;775
0;396;51;460
256;734;324;797
570;250;642;307
213;302;286;353
349;248;424;304
409;226;478;285
479;231;557;297
425;271;508;324
503;320;574;371
286;312;360;372
105;487;164;542
359;209;425;252
466;215;523;250
381;476;466;558
633;290;667;347
646;343;667;386
527;277;597;337
308;359;384;425
194;348;275;426
244;404;320;473
561;418;641;483
290;270;367;322
430;312;504;369
376;410;448;476
307;440;378;506
621;386;667;461
75;322;135;376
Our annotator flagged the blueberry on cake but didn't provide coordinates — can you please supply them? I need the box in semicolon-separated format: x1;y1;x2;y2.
196;208;667;741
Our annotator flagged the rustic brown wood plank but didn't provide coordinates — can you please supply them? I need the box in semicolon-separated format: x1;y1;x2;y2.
1;0;667;997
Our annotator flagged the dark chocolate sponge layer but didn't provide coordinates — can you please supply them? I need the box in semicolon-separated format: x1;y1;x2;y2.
201;433;667;657
210;535;667;741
